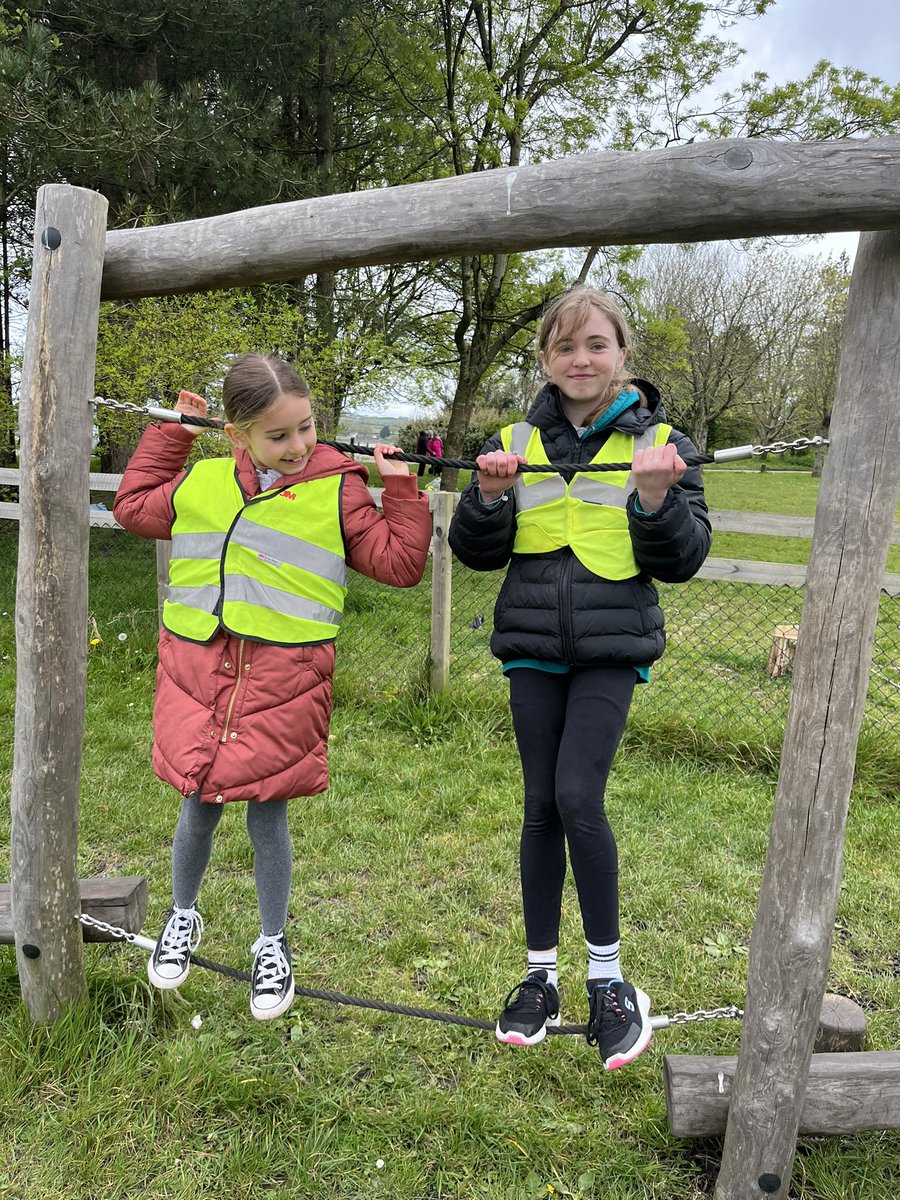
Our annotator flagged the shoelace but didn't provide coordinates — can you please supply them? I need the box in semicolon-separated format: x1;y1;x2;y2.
251;934;291;992
503;975;554;1016
585;985;627;1047
157;908;203;964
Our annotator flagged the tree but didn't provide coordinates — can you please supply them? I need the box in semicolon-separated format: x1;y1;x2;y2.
358;0;787;488
794;254;851;477
632;242;829;454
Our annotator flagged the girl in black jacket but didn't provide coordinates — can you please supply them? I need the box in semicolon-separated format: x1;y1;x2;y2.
449;286;711;1069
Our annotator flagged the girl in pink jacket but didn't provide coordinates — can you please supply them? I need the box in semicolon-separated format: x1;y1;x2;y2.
114;353;431;1020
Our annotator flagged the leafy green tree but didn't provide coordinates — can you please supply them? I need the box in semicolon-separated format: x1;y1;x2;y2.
794;254;851;477
709;61;900;141
359;0;785;487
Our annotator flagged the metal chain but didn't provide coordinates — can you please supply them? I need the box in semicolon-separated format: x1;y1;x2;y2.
666;1005;744;1024
75;911;141;943
92;396;161;416
74;914;743;1025
752;436;829;456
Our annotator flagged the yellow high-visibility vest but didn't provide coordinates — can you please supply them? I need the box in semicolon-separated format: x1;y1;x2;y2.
499;421;672;580
163;459;347;645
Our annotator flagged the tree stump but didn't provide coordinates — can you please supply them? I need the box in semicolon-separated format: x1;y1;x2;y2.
814;992;867;1053
766;623;800;678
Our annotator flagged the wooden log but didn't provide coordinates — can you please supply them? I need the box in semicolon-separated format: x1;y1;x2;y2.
429;491;456;693
665;1052;900;1138
0;877;148;945
765;624;800;679
814;993;867;1054
10;184;108;1023
696;557;900;595
691;509;900;544
713;230;900;1200
100;138;900;299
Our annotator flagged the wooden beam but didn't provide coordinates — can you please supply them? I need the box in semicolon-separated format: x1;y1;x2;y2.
713;231;900;1200
665;1052;900;1138
709;508;900;544
696;556;900;595
0;877;148;945
100;137;900;299
10;184;108;1023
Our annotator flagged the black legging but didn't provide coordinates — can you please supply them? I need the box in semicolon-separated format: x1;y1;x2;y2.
507;666;636;950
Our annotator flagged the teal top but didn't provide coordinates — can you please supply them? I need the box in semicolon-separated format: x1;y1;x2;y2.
502;387;653;685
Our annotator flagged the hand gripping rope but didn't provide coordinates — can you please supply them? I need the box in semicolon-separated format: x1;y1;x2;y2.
90;396;829;471
74;912;743;1033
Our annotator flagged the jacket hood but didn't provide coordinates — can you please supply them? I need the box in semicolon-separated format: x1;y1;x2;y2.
526;379;667;435
232;441;369;496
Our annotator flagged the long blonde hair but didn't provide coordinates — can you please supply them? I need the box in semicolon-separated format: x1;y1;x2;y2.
537;287;644;422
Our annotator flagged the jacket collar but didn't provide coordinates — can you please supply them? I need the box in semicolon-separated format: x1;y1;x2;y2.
232;442;369;497
526;379;666;437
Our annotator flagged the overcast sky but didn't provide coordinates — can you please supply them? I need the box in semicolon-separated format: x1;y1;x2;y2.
720;0;898;85
713;0;899;262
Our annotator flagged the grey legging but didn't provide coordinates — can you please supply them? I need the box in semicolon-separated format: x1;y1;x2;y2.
171;793;293;935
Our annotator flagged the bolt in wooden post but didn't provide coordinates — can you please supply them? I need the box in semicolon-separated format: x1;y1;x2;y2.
11;184;108;1023
713;230;900;1198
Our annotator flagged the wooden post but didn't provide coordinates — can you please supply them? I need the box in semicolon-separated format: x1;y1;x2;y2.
813;993;867;1054
714;230;900;1198
429;491;456;693
11;184;108;1022
765;624;799;678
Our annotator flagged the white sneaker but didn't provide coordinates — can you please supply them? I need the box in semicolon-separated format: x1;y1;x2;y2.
147;907;203;990
250;931;295;1020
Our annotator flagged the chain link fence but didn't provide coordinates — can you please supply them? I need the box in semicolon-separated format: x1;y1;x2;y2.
1;514;898;750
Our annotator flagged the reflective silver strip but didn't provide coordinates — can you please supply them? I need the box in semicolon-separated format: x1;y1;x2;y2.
166;584;221;613
171;531;227;559
507;423;533;457
569;425;663;506
224;575;343;628
229;519;347;586
507;423;568;510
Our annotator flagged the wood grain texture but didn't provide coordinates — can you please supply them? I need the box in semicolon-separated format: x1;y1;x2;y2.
666;1052;900;1137
101;138;900;299
0;877;148;944
713;230;900;1199
10;184;108;1022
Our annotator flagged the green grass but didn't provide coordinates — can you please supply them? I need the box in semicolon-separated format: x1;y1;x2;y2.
0;471;898;1198
0;663;898;1198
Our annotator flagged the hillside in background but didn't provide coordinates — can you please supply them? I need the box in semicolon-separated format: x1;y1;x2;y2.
338;413;418;442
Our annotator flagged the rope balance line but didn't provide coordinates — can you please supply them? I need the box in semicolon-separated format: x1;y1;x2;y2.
90;396;830;472
75;913;743;1034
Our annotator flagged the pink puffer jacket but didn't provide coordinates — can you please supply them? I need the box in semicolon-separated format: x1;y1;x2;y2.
113;424;431;804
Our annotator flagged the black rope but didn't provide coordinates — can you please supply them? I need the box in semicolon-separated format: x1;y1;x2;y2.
188;951;587;1035
173;412;714;474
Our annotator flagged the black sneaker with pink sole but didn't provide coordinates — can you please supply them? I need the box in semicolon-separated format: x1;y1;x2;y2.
495;969;561;1046
585;978;652;1070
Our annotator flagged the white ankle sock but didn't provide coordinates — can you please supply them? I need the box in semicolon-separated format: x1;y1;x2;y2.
586;939;621;983
527;948;558;990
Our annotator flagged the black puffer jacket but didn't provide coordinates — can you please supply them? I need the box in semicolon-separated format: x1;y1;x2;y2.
448;381;711;667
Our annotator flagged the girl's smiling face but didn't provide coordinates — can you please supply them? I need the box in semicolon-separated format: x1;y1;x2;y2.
540;309;627;417
226;390;317;476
